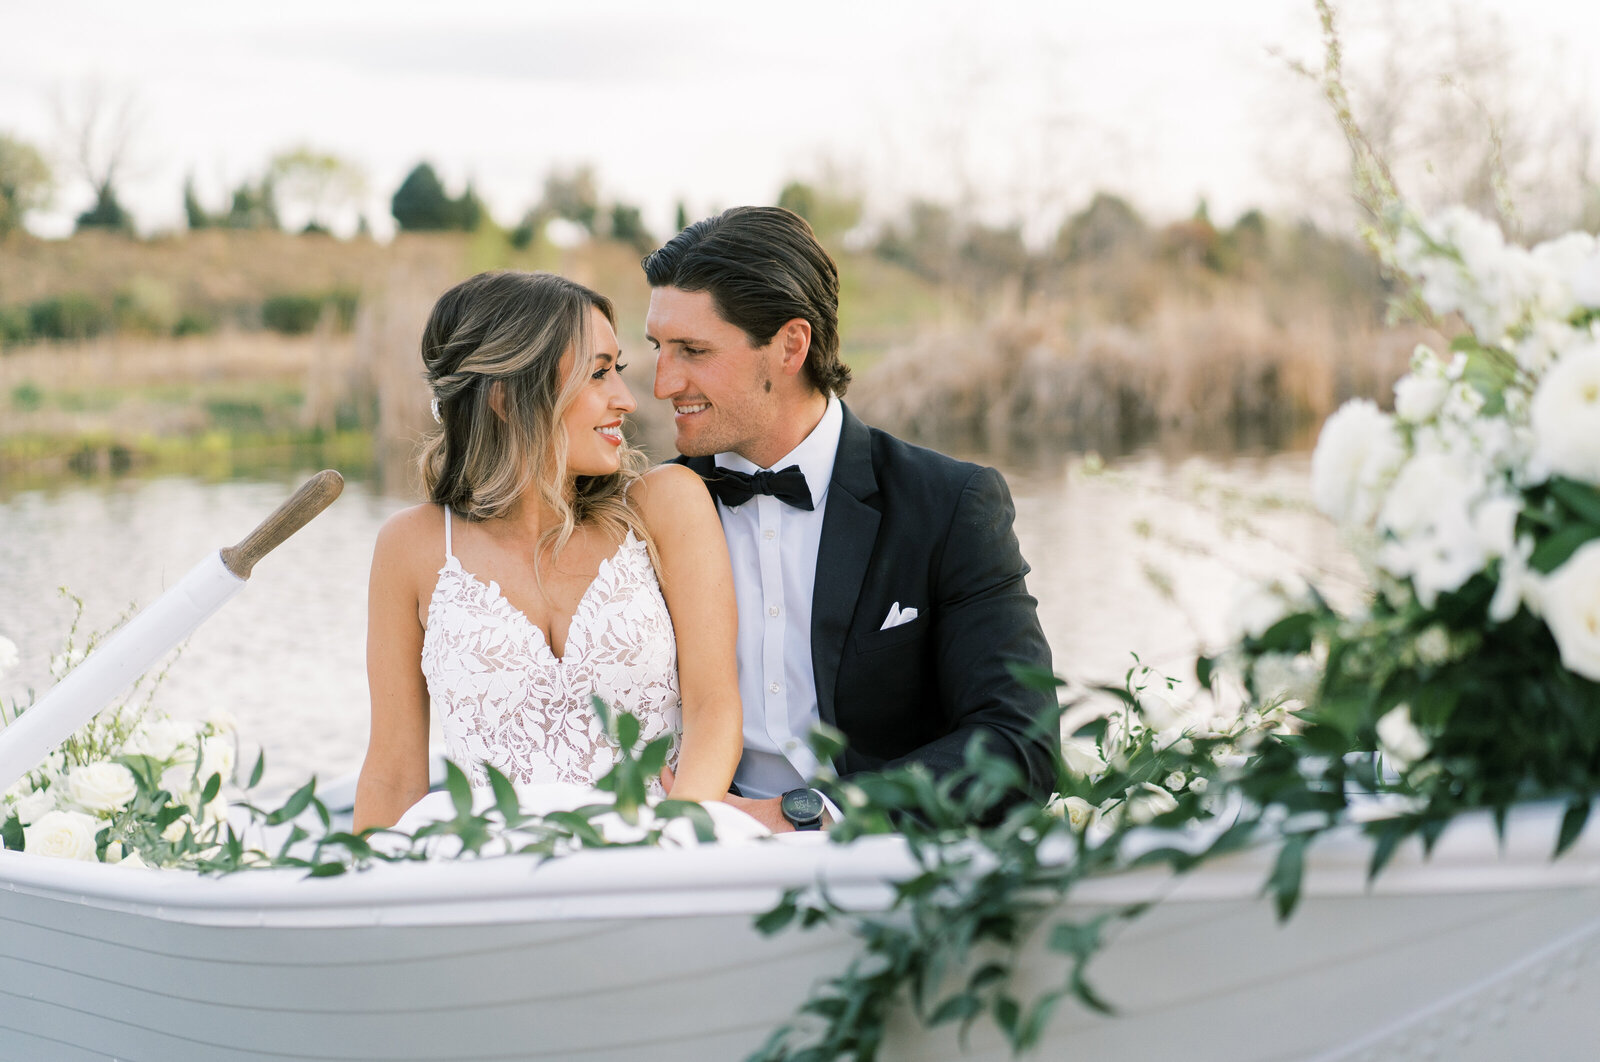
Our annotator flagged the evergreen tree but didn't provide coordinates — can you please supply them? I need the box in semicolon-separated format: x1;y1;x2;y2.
183;175;212;230
76;182;132;231
391;163;455;231
609;202;653;253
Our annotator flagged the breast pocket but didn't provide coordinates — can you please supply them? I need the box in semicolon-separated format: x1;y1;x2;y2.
855;614;925;654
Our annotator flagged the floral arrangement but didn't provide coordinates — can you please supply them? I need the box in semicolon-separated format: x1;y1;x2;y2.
1220;202;1600;854
0;616;242;868
2;608;714;874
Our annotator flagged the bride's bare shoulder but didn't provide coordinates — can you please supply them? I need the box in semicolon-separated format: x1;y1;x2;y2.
373;503;449;564
631;465;715;535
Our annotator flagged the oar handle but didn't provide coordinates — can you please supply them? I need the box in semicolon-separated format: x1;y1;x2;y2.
220;470;345;579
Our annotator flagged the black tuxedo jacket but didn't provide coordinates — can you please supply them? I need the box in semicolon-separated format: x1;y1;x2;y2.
678;404;1057;803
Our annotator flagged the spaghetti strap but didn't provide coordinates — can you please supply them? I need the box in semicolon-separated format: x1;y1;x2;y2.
443;506;453;560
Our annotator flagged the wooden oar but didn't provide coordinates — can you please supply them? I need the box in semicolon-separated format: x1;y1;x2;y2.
0;470;344;793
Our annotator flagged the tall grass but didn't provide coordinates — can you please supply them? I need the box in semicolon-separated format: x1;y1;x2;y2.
850;292;1428;457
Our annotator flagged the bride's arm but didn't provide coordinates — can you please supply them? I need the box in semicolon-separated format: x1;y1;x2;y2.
353;508;433;832
634;464;743;803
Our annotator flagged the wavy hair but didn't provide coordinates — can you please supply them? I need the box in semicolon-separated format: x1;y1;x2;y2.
417;271;653;572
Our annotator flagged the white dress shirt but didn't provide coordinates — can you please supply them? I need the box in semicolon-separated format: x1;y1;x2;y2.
715;395;843;801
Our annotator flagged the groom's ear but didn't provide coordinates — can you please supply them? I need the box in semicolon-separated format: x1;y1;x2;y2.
774;318;812;379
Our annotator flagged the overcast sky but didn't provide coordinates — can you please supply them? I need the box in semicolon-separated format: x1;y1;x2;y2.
4;0;1598;241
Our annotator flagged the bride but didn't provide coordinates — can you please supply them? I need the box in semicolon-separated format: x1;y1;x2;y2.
353;271;744;832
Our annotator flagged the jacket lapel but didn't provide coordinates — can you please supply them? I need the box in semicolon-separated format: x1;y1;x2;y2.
810;405;880;728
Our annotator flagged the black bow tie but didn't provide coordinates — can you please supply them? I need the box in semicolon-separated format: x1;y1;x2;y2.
701;465;814;511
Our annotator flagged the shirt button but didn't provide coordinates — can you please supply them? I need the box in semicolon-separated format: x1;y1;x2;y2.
762;528;776;541
768;605;780;617
768;682;781;694
784;739;800;752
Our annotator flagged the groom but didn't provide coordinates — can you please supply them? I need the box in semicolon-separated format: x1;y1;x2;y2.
644;207;1056;832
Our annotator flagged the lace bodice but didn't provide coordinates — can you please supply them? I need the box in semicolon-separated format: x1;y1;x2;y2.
422;510;681;790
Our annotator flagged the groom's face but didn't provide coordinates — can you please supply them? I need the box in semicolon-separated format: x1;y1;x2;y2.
647;286;781;462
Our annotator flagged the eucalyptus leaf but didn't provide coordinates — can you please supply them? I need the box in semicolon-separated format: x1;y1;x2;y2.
1529;523;1600;574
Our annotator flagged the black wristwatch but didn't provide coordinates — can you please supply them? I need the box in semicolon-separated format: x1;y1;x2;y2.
780;787;825;831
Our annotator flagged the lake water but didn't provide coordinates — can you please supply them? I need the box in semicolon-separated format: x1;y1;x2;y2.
0;450;1359;792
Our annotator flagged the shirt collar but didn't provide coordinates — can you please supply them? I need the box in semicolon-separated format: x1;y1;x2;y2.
715;394;843;507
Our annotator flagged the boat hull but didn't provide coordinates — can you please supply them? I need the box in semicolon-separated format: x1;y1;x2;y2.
3;807;1598;1061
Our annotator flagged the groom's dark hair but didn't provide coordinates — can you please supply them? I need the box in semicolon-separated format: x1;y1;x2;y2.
642;206;850;396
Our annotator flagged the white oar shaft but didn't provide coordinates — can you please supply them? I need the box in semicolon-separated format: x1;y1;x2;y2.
0;552;244;792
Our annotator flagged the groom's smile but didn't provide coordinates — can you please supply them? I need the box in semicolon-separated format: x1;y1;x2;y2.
647;285;788;466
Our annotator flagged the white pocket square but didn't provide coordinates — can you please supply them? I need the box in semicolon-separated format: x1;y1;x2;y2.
879;602;919;630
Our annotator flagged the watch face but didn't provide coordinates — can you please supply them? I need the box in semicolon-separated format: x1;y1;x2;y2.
782;788;825;823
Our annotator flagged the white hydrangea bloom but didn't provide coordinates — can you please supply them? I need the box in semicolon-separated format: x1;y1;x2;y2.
1394;373;1450;423
1530;344;1600;484
1375;450;1494;606
1311;400;1405;527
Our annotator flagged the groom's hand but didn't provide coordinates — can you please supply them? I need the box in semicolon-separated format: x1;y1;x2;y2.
723;794;794;833
659;765;795;832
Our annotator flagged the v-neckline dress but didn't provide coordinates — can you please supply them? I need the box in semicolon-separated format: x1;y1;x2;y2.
421;508;681;790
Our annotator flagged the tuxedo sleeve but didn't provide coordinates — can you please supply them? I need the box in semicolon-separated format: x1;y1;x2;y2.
877;466;1057;803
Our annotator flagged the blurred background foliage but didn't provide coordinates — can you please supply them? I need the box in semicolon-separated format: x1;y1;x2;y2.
0;0;1594;491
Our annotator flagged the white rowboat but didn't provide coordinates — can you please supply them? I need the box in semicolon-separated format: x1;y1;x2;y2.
2;801;1597;1061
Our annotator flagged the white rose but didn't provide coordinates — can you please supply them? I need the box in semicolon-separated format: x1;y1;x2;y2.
162;815;196;845
201;797;231;825
1312;400;1405;527
126;717;192;762
1394;374;1449;423
1377;704;1430;769
1530;344;1600;484
15;787;56;825
197;735;236;784
117;849;149;870
1049;795;1096;832
1540;540;1600;681
1164;772;1187;791
0;634;18;678
159;764;195;798
1137;688;1184;731
1126;783;1180;826
23;809;101;861
1061;738;1106;778
66;762;138;813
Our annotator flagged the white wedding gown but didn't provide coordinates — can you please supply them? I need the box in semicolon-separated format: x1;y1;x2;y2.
396;509;764;845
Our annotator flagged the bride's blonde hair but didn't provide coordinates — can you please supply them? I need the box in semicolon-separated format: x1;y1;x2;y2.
417;271;653;567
